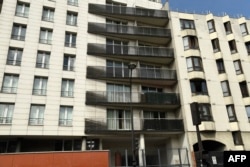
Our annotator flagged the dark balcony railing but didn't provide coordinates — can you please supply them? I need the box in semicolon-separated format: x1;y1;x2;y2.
89;3;168;18
86;91;180;106
6;59;21;66
87;43;174;58
88;22;171;37
85;118;184;133
87;66;177;80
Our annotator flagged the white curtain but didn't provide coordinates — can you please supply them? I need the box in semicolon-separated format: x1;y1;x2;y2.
30;105;44;125
3;75;18;93
59;107;73;125
61;80;74;97
0;104;14;124
37;52;50;68
33;77;47;95
8;49;22;65
183;37;189;49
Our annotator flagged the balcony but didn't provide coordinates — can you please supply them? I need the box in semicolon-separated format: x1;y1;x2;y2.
87;66;177;86
88;3;169;26
88;22;171;45
86;91;180;109
85;118;184;134
87;43;174;64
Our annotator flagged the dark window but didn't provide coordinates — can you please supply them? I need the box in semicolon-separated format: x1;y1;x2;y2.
239;81;249;97
7;47;23;66
65;32;77;47
0;103;14;124
198;103;213;121
180;19;195;30
224;21;232;34
240;23;249;36
63;54;75;71
36;51;50;69
228;40;237;54
67;0;78;6
15;1;29;17
190;79;208;95
221;81;231;97
186;57;203;72
207;20;216;33
1;74;19;94
42;7;54;22
0;141;17;153
232;131;243;145
216;59;226;74
226;105;237;122
11;23;26;41
233;60;243;75
245;42;250;55
183;36;199;50
86;139;99;150
211;38;220;52
66;11;77;26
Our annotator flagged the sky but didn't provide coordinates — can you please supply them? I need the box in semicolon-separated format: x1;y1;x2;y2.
162;0;250;18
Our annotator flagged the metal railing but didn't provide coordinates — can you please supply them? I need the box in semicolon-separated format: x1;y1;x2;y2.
6;59;21;66
11;34;25;41
29;118;44;125
59;119;72;126
1;87;17;93
39;38;52;44
32;89;47;96
0;117;12;124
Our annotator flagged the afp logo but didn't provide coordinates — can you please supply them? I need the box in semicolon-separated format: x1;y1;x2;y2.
224;151;250;167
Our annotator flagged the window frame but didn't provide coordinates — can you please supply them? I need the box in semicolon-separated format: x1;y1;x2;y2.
198;103;213;122
228;40;237;54
65;32;77;48
15;1;29;18
29;104;45;125
180;19;195;30
233;60;243;75
42;6;55;22
224;21;232;35
221;80;231;97
190;79;208;96
59;106;73;126
226;105;237;122
232;131;243;145
11;23;26;41
61;79;74;97
216;59;226;74
1;74;19;94
66;11;78;26
186;56;203;72
240;23;249;36
183;36;199;50
39;28;53;44
211;38;220;53
0;103;14;124
7;47;23;66
207;20;216;33
36;51;50;69
32;76;48;96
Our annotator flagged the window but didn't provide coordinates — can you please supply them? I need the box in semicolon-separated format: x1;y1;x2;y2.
233;60;243;75
106;39;128;55
240;23;248;36
55;139;81;151
207;20;216;33
245;106;250;121
186;57;203;72
198;103;213;121
142;86;163;93
86;139;99;150
36;51;50;69
65;32;76;47
32;76;48;95
11;23;26;41
190;79;208;95
216;59;226;74
59;106;73;126
226;105;237;122
63;54;75;71
140;64;162;79
144;111;165;119
15;1;29;17
61;79;74;97
107;109;131;130
224;21;232;34
39;28;52;44
183;36;199;50
232;131;243;145
0;103;14;124
7;47;23;66
66;11;77;26
67;0;78;6
106;60;129;78
107;83;130;102
245;42;250;55
0;140;17;153
221;81;231;97
239;81;249;97
42;7;54;22
228;40;237;54
1;74;19;93
211;38;220;52
29;105;45;125
180;19;195;30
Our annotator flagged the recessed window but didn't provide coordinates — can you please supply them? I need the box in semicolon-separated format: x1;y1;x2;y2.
245;106;250;122
32;76;48;96
7;47;23;66
107;109;131;130
240;23;249;36
233;60;243;75
11;23;26;41
211;38;220;53
245;42;250;55
224;21;232;34
226;105;237;122
1;74;19;94
0;103;14;124
232;131;243;145
63;54;75;71
216;59;226;74
65;32;77;48
42;7;54;22
190;79;208;96
239;81;249;97
39;28;53;44
36;51;50;69
15;1;29;17
59;106;73;126
186;57;203;72
183;36;199;50
207;20;216;33
61;79;74;97
107;83;130;102
106;60;129;78
180;19;195;30
29;105;45;125
198;103;213;121
221;81;231;97
66;11;77;26
55;139;81;151
228;40;237;54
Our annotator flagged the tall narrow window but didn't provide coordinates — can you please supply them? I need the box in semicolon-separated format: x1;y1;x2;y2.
66;11;77;26
29;105;45;125
186;57;203;72
59;106;73;126
107;83;130;102
198;103;213;121
63;54;75;71
11;23;26;41
183;36;199;50
0;103;14;124
245;42;250;55
239;81;249;97
221;81;231;97
32;76;48;96
42;7;54;22
7;47;23;66
245;106;250;122
226;105;237;122
106;60;129;78
211;38;220;52
65;32;77;47
240;23;248;36
15;1;29;17
216;59;226;74
180;19;195;30
1;74;19;93
39;28;53;44
61;79;74;97
224;21;232;34
207;20;216;33
190;79;208;95
232;131;243;145
233;60;243;75
228;40;237;54
36;51;50;69
107;109;131;130
106;39;128;55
